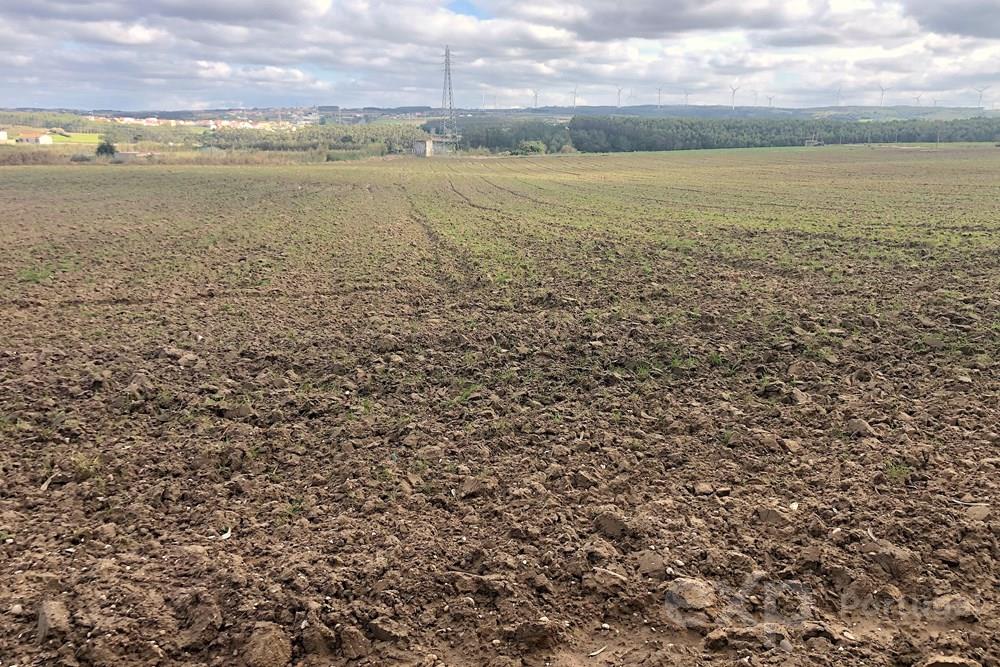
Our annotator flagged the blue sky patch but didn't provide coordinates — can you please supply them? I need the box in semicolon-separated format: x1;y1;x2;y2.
448;0;489;19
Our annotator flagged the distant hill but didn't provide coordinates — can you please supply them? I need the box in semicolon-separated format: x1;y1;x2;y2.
3;104;996;124
498;104;998;122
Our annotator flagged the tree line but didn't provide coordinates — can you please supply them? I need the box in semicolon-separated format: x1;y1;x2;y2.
203;124;428;154
567;116;1000;152
423;119;573;154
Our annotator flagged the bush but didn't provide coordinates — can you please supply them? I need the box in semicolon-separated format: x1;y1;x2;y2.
70;153;93;162
96;139;117;157
513;140;547;155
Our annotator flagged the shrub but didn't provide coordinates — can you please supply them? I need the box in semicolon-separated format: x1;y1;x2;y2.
513;140;547;155
96;139;117;157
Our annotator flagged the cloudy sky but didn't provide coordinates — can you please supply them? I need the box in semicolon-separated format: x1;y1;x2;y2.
1;0;998;110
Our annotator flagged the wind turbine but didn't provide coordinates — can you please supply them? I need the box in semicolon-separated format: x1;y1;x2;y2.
767;95;774;108
913;94;922;106
835;86;843;107
532;89;539;108
879;84;890;107
657;87;662;110
730;84;740;111
571;86;578;109
683;89;690;105
974;86;990;108
617;86;623;108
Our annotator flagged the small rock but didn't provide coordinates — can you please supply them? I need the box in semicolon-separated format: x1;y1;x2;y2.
243;622;292;667
37;599;71;642
966;505;990;522
635;551;666;580
782;438;802;454
693;482;714;496
665;577;716;611
845;418;875;437
340;625;371;659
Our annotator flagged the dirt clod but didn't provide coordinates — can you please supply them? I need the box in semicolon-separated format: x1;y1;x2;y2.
918;656;982;667
664;577;716;611
36;599;70;643
369;616;408;642
340;625;371;659
594;511;628;539
243;622;291;667
931;594;980;623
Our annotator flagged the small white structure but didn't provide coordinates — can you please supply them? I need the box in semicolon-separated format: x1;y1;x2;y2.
17;131;54;144
0;130;7;142
413;139;434;157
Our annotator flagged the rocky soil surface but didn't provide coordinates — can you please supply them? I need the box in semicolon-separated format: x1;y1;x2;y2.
1;149;998;666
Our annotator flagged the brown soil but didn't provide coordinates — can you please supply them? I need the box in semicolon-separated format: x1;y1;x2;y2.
1;150;998;667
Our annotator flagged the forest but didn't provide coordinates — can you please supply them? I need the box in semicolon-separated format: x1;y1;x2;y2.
566;116;1000;152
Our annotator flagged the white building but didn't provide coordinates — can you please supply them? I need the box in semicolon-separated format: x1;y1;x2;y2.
16;132;53;144
0;130;8;142
413;139;434;157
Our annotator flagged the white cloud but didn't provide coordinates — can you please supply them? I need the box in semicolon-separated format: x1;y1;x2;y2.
196;60;233;78
75;21;171;45
0;0;997;109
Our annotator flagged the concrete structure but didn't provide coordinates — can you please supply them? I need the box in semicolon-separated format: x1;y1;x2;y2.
0;130;8;142
413;139;434;157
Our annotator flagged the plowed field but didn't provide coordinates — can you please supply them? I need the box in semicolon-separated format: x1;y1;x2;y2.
2;145;999;667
